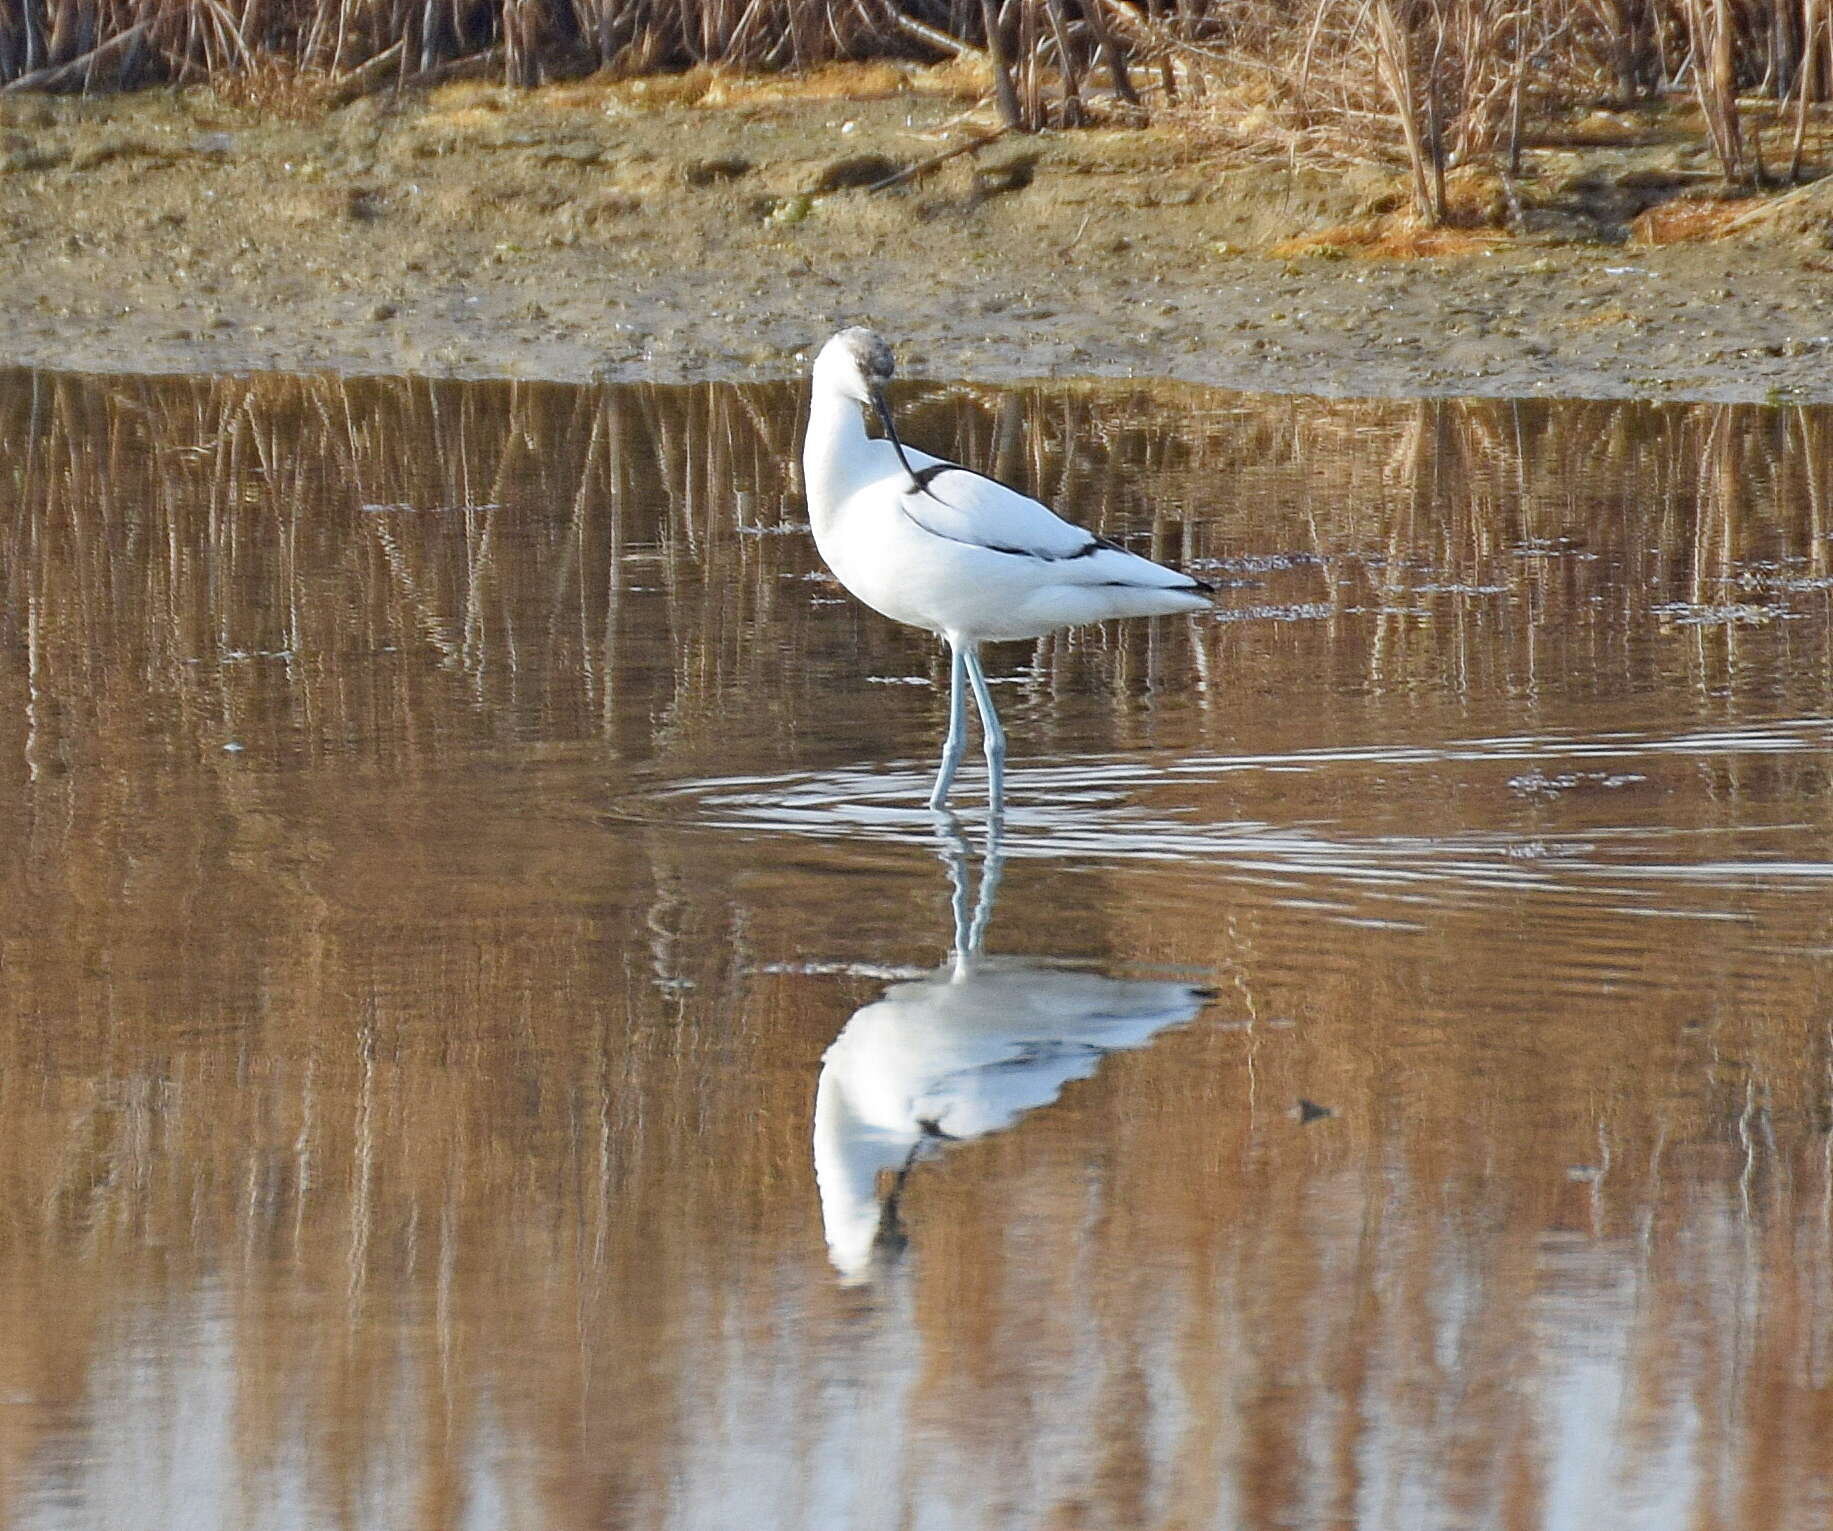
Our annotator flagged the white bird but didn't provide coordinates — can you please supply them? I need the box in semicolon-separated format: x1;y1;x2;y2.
812;817;1211;1278
803;328;1214;811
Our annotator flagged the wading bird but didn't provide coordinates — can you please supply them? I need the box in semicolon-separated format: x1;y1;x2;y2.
803;328;1213;812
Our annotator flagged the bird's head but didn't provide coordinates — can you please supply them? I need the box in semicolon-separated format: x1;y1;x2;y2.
813;328;922;482
813;327;896;407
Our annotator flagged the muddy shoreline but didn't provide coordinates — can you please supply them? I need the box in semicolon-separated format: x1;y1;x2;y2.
4;75;1832;400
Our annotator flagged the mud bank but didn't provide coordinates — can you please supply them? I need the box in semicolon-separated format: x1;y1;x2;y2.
3;74;1832;399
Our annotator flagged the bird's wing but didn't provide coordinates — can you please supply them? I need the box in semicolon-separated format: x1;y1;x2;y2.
895;453;1111;562
896;452;1209;591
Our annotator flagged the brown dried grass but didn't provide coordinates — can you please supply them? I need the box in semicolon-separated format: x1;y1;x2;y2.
1629;192;1766;241
207;57;336;117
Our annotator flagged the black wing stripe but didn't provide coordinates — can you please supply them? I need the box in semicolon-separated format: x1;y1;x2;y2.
1097;580;1212;593
910;464;956;496
910;461;1003;498
1065;534;1126;560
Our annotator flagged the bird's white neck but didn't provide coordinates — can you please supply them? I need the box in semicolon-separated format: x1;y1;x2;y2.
801;385;871;536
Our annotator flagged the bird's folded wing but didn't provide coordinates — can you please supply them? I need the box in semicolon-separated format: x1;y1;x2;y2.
897;461;1112;561
899;463;1200;590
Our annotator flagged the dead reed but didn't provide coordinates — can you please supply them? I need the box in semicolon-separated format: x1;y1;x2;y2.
0;0;1825;146
1149;0;1833;215
2;0;1830;192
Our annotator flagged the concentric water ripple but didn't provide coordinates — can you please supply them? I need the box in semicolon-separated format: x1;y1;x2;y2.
644;716;1833;921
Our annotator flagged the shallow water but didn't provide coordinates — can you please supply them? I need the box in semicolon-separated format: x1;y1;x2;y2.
3;371;1833;1530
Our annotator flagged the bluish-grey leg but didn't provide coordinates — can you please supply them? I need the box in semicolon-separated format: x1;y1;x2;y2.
963;647;1006;815
929;643;969;810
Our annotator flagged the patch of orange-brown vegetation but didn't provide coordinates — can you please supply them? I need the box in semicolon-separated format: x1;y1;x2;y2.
1272;219;1507;260
1629;196;1764;245
1442;166;1516;226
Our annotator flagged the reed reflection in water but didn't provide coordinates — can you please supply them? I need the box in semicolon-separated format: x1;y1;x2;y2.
2;369;1833;1529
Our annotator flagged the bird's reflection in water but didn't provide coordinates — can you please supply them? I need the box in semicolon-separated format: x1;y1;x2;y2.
814;814;1213;1280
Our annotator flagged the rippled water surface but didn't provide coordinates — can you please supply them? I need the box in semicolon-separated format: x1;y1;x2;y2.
5;371;1833;1530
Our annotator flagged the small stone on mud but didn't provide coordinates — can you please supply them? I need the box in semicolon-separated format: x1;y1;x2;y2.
370;302;399;321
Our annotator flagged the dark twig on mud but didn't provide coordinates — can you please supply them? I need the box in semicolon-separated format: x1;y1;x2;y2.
865;126;1014;192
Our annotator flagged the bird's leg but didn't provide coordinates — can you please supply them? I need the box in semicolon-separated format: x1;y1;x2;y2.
929;643;970;810
963;647;1006;815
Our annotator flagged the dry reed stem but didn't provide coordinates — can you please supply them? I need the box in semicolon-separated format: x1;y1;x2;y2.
1370;0;1437;221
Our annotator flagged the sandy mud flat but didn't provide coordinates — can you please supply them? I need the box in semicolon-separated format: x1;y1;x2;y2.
3;73;1832;399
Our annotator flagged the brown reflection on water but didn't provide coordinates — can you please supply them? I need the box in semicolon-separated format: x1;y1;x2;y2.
3;371;1833;1529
